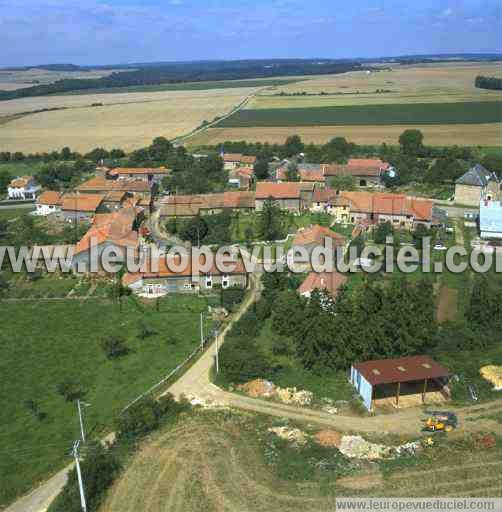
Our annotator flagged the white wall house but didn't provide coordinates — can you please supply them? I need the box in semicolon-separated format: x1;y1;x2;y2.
35;191;63;216
8;176;40;200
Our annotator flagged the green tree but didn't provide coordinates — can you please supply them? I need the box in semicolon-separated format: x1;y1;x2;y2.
100;336;129;359
374;221;393;244
399;129;424;156
286;161;300;181
258;199;283;241
50;442;121;512
254;158;269;180
284;135;304;157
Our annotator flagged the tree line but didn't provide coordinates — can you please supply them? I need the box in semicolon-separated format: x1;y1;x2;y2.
0;60;362;101
475;75;502;91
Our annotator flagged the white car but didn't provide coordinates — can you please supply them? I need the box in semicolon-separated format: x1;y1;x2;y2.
433;242;447;251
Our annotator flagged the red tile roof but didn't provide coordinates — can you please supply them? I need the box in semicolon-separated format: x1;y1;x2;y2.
10;176;35;188
300;169;326;183
340;192;433;221
293;224;346;247
74;207;138;255
61;194;104;213
298;271;347;297
353;355;449;386
256;182;305;199
108;167;169;176
123;256;247;285
76;176;150;193
323;159;390;178
38;191;63;206
313;188;350;206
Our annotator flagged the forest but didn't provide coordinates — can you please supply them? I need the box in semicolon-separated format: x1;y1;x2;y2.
0;60;362;101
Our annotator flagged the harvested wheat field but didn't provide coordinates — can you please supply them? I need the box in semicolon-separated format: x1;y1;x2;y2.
0;88;257;152
188;124;502;147
100;411;502;512
251;63;502;108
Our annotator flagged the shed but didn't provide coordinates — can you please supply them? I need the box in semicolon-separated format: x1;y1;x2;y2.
350;355;449;411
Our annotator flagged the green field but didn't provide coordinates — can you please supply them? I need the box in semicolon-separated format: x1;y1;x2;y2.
60;78;299;96
0;161;46;176
0;296;212;508
216;101;502;127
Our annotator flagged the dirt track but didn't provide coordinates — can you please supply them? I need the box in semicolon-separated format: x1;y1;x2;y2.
167;274;502;437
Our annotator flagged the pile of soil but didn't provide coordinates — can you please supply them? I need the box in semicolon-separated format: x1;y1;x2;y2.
480;366;502;390
238;379;276;398
314;430;343;448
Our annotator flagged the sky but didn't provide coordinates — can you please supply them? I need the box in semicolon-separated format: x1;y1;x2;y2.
0;0;501;67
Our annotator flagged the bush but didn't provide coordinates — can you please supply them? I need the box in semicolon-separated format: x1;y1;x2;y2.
220;287;246;312
115;394;184;441
100;336;129;359
57;378;86;402
49;442;121;512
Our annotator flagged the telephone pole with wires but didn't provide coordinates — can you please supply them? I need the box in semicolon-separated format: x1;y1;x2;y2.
72;440;87;512
77;400;90;444
200;312;204;349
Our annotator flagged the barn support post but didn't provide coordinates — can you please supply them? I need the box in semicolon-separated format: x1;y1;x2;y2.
422;378;428;403
396;381;401;407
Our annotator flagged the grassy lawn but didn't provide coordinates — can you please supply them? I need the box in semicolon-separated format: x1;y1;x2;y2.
0;206;35;221
0;295;212;508
0;161;46;177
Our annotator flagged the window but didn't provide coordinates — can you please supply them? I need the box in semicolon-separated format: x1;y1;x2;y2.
222;275;230;289
205;275;212;289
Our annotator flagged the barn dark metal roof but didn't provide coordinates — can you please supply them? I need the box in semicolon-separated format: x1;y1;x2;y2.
353;355;449;386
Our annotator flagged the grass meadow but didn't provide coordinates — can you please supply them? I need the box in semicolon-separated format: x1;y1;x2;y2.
0;295;212;508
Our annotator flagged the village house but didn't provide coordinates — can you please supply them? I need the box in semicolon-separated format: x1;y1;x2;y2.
255;182;314;212
71;207;140;272
454;164;499;207
61;194;106;223
228;167;254;190
293;224;346;253
316;190;433;229
122;256;248;297
76;175;151;199
159;191;256;218
298;270;348;299
35;191;63;216
107;166;169;184
310;188;351;218
7;176;40;200
323;159;391;188
222;153;256;171
101;191;128;211
480;199;502;239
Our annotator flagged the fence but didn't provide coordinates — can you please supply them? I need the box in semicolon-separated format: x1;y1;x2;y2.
120;327;220;414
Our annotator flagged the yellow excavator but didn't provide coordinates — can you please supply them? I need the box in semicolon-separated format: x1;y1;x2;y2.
422;411;458;433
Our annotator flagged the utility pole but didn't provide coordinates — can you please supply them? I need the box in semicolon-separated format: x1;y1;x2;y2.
76;400;90;444
72;441;87;512
200;312;204;349
215;332;219;374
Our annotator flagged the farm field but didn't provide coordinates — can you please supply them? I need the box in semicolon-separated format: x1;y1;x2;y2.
216;102;502;127
100;411;502;512
188;123;502;147
0;296;212;508
0;68;123;91
251;63;502;107
0;87;258;153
